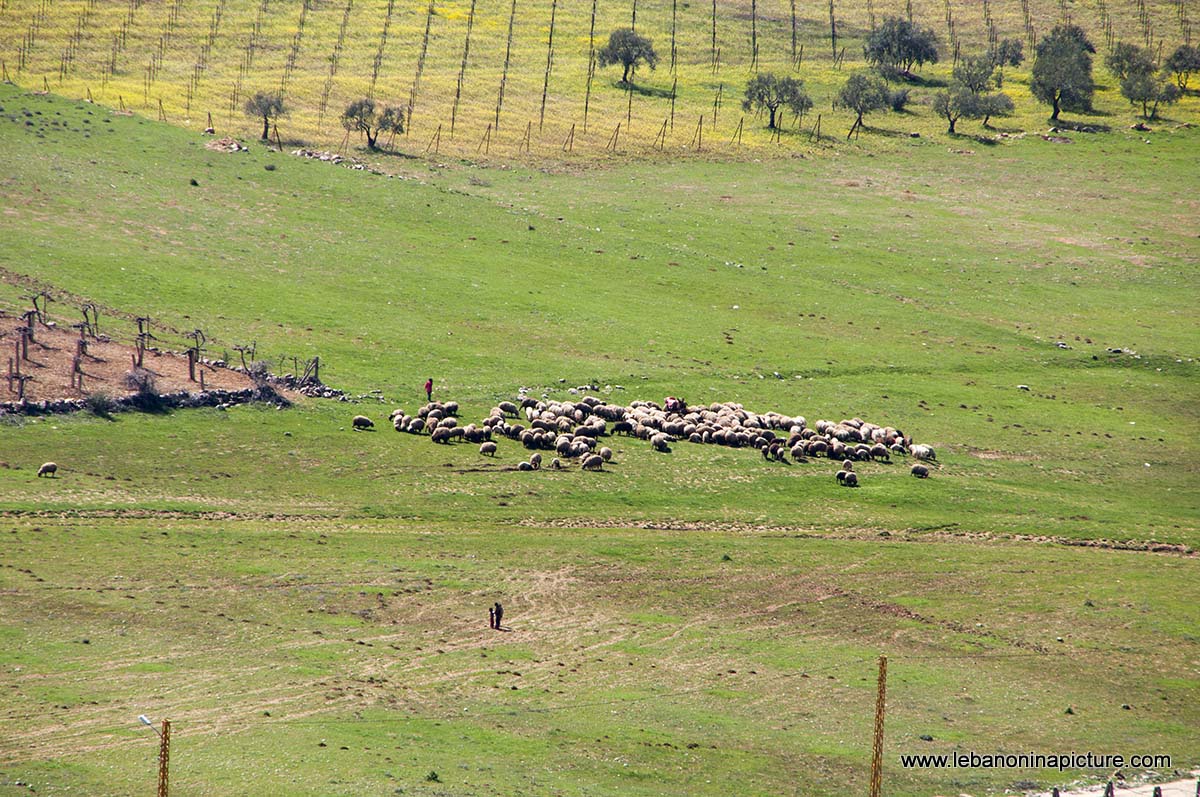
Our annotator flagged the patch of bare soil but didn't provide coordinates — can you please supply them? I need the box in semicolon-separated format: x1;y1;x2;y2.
518;519;1195;556
0;312;254;402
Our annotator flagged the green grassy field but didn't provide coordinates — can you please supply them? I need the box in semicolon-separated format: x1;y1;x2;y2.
0;76;1197;796
0;0;1197;159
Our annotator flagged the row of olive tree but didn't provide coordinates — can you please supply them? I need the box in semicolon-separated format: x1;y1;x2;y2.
240;20;1196;150
243;91;405;151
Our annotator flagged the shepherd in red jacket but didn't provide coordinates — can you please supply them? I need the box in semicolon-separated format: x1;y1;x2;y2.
424;378;433;402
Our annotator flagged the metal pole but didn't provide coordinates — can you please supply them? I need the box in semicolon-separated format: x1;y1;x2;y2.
870;656;887;797
158;719;171;797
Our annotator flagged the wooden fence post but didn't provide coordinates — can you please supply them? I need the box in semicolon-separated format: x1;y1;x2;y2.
869;655;887;797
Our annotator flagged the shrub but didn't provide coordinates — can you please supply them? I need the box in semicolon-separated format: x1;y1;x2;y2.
246;360;272;387
123;368;165;412
123;368;157;395
84;391;117;418
887;88;911;112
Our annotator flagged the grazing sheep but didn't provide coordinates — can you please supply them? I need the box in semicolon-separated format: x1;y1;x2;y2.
463;425;490;444
612;420;633;436
530;452;543;470
836;469;849;484
517;461;534;471
37;462;58;478
651;434;671;453
582;454;604;471
550;457;563;469
431;427;452;444
498;401;519;417
599;447;613;461
842;471;859;487
910;444;936;461
870;444;891;462
352;415;374;430
911;464;930;478
842;459;855;471
443;401;459;416
480;441;498;457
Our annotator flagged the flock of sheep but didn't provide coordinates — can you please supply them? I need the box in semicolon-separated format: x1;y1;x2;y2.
353;395;938;485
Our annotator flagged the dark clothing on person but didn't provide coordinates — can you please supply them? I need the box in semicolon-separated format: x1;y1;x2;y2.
494;602;504;629
489;608;495;629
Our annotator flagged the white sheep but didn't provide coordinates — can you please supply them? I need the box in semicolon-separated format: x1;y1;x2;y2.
352;415;374;430
599;447;613;461
529;452;542;470
910;444;936;461
480;441;498;457
582;454;603;471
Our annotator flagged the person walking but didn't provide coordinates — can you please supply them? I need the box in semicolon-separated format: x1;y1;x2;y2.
424;378;433;402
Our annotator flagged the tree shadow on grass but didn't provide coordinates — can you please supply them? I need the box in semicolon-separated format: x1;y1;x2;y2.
896;72;949;88
1051;118;1112;133
983;122;1025;134
352;145;421;160
858;124;912;139
956;131;1002;146
613;81;675;99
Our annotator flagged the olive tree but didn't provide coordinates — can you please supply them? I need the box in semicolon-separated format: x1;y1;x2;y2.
1121;72;1182;119
864;16;939;76
931;88;978;134
597;29;659;84
953;57;998;94
1030;25;1095;120
742;73;813;130
992;38;1024;73
835;73;889;138
949;56;1014;128
1104;42;1154;82
341;98;405;150
1163;44;1200;90
244;91;286;141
